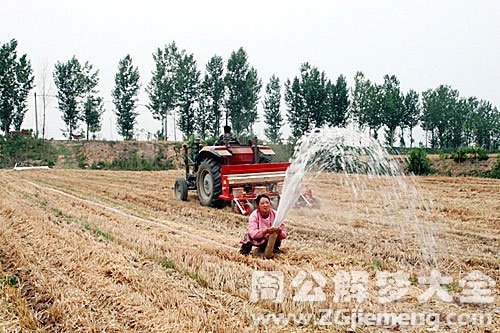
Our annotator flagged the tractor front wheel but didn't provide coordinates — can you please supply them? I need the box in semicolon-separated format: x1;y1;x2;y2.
196;159;222;207
174;177;188;201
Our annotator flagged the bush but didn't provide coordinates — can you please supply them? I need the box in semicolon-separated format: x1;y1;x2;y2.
439;150;449;160
0;134;57;168
407;149;432;175
476;148;489;161
485;157;500;179
451;147;468;163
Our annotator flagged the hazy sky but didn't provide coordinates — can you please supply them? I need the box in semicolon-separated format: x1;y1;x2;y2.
1;0;499;141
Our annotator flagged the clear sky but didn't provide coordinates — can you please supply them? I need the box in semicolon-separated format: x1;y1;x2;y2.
1;0;499;141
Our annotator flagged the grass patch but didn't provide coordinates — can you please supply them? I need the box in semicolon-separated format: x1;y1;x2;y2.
51;207;65;217
1;275;19;287
447;281;460;293
371;259;383;271
184;269;208;287
83;223;112;241
162;257;175;269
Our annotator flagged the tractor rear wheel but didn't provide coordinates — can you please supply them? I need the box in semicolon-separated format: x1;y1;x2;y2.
196;159;222;207
174;177;188;201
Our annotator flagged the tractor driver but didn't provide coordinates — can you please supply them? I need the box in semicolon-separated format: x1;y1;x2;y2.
215;125;240;146
239;194;287;255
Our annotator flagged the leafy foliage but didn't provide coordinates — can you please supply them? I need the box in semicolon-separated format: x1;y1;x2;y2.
326;74;350;127
451;147;468;163
486;157;500;179
380;75;405;147
407;149;432;175
54;57;100;138
224;48;262;134
284;77;306;137
476;148;489;161
402;89;420;147
197;55;225;139
263;75;282;143
82;96;104;140
112;55;141;140
0;133;57;168
176;53;200;139
0;39;34;134
146;42;180;139
352;71;382;139
285;63;339;138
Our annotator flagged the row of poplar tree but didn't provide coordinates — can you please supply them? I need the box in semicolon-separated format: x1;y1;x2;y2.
1;39;498;149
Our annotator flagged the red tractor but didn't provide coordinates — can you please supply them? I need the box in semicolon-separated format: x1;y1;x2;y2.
174;137;290;215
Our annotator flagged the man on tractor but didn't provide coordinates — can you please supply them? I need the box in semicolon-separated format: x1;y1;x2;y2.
215;125;240;146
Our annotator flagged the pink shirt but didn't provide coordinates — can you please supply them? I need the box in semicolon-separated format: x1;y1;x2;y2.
240;209;287;246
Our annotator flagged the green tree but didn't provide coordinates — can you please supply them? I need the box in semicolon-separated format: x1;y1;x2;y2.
326;74;350;127
146;42;180;139
112;55;140;140
380;75;405;146
284;77;307;138
80;62;102;140
402;89;420;147
352;71;382;139
300;63;329;129
263;75;282;143
82;96;104;140
461;96;479;147
472;100;499;150
176;53;200;139
197;55;225;138
446;97;469;148
0;39;34;134
224;48;262;134
53;57;87;138
285;63;329;138
196;91;210;139
421;85;459;148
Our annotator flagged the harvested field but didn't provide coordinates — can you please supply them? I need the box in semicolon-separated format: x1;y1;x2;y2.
0;169;498;332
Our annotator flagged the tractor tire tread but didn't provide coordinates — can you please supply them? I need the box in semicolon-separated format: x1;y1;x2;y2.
197;159;223;207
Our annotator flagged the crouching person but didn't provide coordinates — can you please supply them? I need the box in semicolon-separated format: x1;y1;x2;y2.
240;194;287;255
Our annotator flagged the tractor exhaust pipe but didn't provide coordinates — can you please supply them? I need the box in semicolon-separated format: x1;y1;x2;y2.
183;144;189;178
252;136;258;164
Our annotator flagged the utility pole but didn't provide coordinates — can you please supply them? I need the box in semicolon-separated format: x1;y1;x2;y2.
34;92;38;138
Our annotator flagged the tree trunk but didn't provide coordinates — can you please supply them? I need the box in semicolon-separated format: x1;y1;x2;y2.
410;127;413;148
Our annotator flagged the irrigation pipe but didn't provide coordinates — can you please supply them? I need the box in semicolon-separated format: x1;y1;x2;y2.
25;180;239;252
